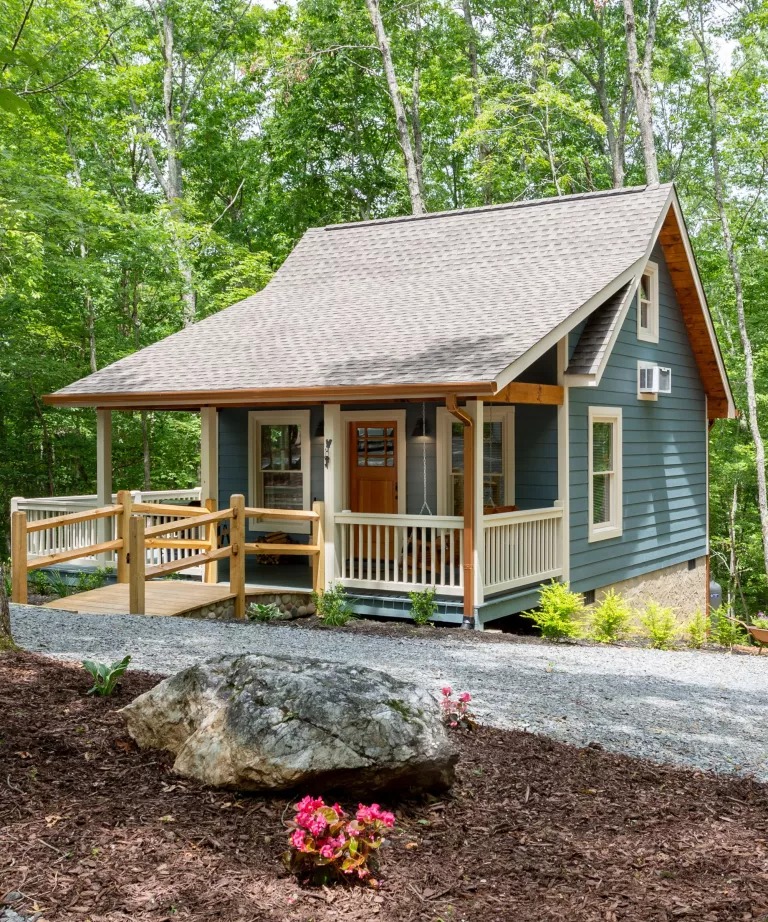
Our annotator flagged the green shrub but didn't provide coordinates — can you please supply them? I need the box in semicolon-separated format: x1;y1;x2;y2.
751;616;768;630
685;610;708;649
639;602;677;649
589;590;632;643
710;606;747;647
247;601;281;622
311;583;354;627
28;570;51;596
524;581;584;640
45;569;73;598
82;655;131;696
408;587;437;626
74;567;112;593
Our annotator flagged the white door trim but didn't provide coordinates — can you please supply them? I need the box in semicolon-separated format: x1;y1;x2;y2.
340;409;407;514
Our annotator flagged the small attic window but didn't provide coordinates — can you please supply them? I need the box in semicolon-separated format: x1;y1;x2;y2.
637;261;659;343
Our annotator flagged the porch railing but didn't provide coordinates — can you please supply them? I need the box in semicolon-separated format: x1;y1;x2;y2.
483;506;563;595
335;512;464;597
11;489;202;566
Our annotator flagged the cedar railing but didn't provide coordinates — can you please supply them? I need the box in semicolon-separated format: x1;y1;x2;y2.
11;492;325;619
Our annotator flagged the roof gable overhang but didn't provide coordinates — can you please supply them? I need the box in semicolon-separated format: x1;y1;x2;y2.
495;188;735;420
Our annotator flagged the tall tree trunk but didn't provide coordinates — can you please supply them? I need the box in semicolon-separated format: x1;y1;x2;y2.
623;0;659;185
364;0;426;215
693;16;768;584
411;64;426;204
141;411;151;490
462;0;491;203
0;564;16;653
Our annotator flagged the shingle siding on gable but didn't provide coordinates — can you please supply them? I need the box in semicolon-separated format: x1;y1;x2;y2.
568;242;708;592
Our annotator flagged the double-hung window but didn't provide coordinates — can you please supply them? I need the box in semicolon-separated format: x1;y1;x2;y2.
637;261;659;343
248;410;310;530
588;407;622;541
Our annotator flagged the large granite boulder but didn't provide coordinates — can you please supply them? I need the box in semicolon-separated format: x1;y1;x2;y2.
120;654;457;794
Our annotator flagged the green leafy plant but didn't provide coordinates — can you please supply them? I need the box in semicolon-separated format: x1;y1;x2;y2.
639;602;677;650
710;606;748;648
74;567;112;593
686;610;708;649
751;612;768;630
590;589;632;643
45;569;73;598
523;580;584;640
284;795;395;886
311;583;354;627
27;570;51;596
247;601;281;622
408;587;437;626
82;655;131;696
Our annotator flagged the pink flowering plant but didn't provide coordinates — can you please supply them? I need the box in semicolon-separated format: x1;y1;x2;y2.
439;686;476;729
284;795;396;886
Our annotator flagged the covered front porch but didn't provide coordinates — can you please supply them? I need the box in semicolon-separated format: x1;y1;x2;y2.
14;348;569;626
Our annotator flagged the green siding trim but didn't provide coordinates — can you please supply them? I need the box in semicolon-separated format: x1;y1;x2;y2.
567;241;708;594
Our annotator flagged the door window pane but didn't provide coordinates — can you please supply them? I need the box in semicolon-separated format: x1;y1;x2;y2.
356;425;396;468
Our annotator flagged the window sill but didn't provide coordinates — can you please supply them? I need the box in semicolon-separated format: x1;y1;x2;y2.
588;524;623;543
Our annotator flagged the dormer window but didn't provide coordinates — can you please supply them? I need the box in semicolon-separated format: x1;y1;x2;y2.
637;261;659;343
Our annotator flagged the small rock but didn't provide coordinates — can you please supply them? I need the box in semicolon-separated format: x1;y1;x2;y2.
1;893;22;905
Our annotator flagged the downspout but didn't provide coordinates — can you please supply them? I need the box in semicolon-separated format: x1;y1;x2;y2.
446;396;475;629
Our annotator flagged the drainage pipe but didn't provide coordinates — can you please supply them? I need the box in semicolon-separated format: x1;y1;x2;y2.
446;395;475;629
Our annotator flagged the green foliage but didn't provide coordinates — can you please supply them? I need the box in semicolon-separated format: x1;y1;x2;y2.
82;655;131;697
524;581;584;640
74;568;111;593
408;587;437;626
752;617;768;630
44;570;74;599
589;590;632;643
710;607;748;648
311;584;354;627
247;601;280;622
27;570;51;596
639;603;678;650
686;610;709;649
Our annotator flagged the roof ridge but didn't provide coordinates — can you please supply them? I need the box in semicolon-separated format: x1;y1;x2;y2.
324;183;672;232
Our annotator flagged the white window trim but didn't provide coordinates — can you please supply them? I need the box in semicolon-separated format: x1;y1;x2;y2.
248;410;311;534
637;260;659;344
637;360;659;402
339;409;407;514
588;406;623;542
436;406;515;516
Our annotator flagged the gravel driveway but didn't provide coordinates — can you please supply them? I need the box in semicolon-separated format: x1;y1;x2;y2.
10;603;768;781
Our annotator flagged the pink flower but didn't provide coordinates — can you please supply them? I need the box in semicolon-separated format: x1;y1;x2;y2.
441;686;452;696
296;795;324;813
291;829;306;849
450;720;458;727
308;816;328;837
459;692;472;703
319;843;336;859
331;803;345;818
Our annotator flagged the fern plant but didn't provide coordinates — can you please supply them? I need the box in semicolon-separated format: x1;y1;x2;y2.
590;590;632;643
524;581;584;640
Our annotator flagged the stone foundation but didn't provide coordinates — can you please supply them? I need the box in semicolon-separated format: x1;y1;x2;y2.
183;591;314;622
246;591;315;621
595;556;707;621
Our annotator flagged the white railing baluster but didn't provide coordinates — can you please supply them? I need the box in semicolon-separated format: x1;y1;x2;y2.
481;507;564;595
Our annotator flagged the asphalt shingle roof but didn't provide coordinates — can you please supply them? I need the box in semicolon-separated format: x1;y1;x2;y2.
54;184;674;399
567;283;633;376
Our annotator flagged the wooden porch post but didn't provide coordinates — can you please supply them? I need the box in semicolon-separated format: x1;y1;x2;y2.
200;406;218;504
230;493;246;619
322;405;342;591
467;400;485;619
203;497;218;584
556;337;570;582
96;408;113;567
311;500;325;594
116;489;133;583
128;515;145;615
10;511;27;604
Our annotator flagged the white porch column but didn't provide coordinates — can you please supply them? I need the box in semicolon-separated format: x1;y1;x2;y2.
557;337;571;583
322;404;342;590
466;399;485;618
200;406;219;504
96;408;112;565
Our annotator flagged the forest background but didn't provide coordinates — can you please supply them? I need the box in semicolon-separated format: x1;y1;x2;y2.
1;0;767;613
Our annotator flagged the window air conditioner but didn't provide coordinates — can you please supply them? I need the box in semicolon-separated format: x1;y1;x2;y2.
638;364;672;395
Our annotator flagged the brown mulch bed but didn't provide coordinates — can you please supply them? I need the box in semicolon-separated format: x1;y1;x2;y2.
2;653;767;922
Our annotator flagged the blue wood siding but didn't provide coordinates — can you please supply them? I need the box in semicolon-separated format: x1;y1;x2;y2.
568;242;708;591
514;405;558;509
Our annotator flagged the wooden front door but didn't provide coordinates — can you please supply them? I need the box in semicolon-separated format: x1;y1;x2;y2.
349;421;398;514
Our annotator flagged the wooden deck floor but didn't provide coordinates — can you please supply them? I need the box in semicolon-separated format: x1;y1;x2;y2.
43;581;236;617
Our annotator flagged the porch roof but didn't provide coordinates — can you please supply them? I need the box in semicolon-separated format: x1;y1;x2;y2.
46;183;734;417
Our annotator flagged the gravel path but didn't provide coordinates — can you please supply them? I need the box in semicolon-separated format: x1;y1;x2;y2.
11;603;768;781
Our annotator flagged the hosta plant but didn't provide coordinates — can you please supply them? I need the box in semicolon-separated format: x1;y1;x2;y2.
82;655;131;696
284;796;395;886
439;686;476;729
247;601;280;622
